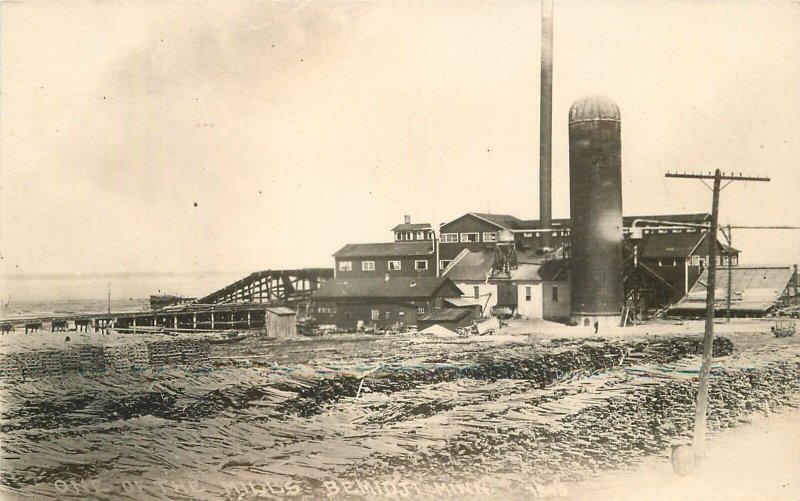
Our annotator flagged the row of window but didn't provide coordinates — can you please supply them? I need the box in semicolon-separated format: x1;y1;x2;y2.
395;230;434;241
441;231;569;242
319;306;428;317
339;260;430;272
655;255;738;267
689;255;738;267
370;306;427;320
440;232;496;243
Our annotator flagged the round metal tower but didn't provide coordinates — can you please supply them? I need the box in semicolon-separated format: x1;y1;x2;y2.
568;95;624;328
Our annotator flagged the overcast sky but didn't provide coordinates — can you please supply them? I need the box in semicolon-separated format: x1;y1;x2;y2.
1;0;799;299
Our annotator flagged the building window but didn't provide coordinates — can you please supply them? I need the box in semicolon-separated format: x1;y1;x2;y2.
715;256;721;266
338;261;352;272
415;260;428;270
405;232;413;240
385;311;391;319
439;260;452;270
417;305;426;315
551;232;558;237
552;286;559;302
473;286;480;299
690;255;700;266
460;233;479;243
523;232;533;238
731;255;738;266
388;260;402;270
427;231;434;240
362;261;375;271
525;286;532;301
317;306;336;314
396;232;403;241
659;258;676;267
483;232;497;242
416;231;425;240
371;309;379;320
441;233;458;243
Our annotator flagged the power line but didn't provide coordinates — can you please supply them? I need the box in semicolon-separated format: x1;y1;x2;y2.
665;169;770;461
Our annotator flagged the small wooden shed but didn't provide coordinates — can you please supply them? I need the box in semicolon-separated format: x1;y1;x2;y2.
265;307;297;339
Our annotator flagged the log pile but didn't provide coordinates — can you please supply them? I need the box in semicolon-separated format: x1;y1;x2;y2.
276;336;734;418
1;333;797;500
349;360;800;486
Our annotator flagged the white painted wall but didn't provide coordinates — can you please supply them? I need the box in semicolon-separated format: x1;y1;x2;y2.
516;283;544;319
455;282;496;317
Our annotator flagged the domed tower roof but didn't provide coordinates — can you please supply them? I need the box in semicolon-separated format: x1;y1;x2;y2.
568;95;620;124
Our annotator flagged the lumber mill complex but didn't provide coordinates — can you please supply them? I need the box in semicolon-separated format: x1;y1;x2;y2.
2;3;796;338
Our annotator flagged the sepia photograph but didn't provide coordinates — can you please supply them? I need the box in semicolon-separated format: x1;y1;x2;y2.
1;0;799;499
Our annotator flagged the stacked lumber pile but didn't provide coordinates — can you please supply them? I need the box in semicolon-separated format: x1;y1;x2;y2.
296;317;317;336
0;339;210;380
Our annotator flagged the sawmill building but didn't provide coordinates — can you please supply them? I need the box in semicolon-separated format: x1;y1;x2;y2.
332;216;437;279
313;276;463;330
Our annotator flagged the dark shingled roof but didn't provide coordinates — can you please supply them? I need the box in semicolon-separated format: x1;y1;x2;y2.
468;213;523;229
443;250;567;282
641;232;739;259
391;223;432;232
623;213;711;226
641;233;706;259
419;308;473;322
333;242;434;258
314;277;462;300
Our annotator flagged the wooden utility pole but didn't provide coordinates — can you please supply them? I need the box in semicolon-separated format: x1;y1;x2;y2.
665;170;769;457
107;283;111;315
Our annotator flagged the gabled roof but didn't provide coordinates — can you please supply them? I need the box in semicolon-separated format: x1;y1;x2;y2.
514;218;571;230
442;250;495;281
443;250;567;283
391;223;432;232
442;212;713;232
641;233;707;259
314;277;462;300
333;241;433;258
443;297;484;308
419;308;473;322
468;213;522;229
441;213;524;231
641;232;739;259
623;213;711;226
672;266;794;312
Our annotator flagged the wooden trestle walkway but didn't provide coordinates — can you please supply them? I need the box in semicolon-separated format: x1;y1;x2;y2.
0;268;334;333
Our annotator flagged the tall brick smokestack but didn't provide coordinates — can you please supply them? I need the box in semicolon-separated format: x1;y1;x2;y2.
539;0;554;246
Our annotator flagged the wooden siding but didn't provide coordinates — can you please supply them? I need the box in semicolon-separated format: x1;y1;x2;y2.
265;310;296;339
335;256;436;278
314;300;435;330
